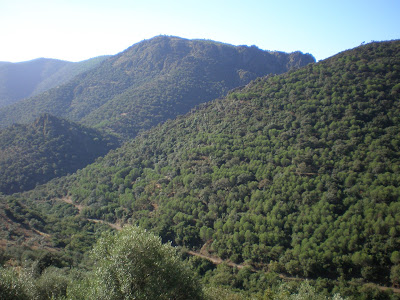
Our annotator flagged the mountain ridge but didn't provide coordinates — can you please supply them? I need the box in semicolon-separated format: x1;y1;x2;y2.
0;35;315;139
0;56;109;108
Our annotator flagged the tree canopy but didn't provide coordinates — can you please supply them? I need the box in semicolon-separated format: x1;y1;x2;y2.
0;113;119;194
68;225;204;300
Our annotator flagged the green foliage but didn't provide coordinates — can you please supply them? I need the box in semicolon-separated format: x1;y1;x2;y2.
0;264;75;300
0;266;28;300
1;227;205;300
0;113;119;194
68;225;203;300
202;280;349;300
271;281;348;300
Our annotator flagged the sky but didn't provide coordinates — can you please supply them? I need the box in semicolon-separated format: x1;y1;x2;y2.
0;0;399;63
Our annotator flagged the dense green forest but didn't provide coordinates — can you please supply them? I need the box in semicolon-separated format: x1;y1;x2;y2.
1;40;400;299
0;36;314;139
56;39;400;285
0;113;119;194
0;56;109;108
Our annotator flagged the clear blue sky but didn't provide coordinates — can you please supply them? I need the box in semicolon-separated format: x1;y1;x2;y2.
1;0;399;62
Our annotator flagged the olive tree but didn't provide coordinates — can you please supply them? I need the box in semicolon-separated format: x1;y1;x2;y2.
68;225;203;300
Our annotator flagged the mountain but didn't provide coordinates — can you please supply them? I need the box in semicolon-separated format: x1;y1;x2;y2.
0;113;119;194
58;39;400;284
30;56;111;96
0;58;69;107
1;40;399;298
0;56;109;108
0;36;315;139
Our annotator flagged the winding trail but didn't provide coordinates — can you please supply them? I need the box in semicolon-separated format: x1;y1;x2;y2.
61;196;84;212
58;196;400;294
187;250;251;270
188;249;400;294
60;196;122;230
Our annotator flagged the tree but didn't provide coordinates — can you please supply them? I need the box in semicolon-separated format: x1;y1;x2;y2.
68;225;203;300
0;266;27;300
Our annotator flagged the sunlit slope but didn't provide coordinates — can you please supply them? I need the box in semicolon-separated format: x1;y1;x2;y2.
58;40;400;285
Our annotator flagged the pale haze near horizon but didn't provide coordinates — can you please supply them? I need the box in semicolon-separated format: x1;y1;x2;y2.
0;0;399;63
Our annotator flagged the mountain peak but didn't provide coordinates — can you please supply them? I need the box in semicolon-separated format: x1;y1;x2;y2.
0;36;314;139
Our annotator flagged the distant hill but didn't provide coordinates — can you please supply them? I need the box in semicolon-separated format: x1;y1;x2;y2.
30;56;111;96
0;36;315;139
0;113;119;194
0;56;109;108
0;58;69;107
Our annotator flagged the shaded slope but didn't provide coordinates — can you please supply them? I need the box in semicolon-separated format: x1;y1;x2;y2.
0;114;119;194
48;40;400;286
0;36;314;139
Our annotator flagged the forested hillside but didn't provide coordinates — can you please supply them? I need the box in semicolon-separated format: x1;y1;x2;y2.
55;40;400;287
0;114;119;194
0;36;314;139
0;40;399;299
0;56;108;108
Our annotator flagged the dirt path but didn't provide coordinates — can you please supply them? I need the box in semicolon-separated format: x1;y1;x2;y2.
188;250;251;270
59;197;399;294
61;196;85;213
32;228;51;238
187;250;399;293
364;283;400;294
59;197;122;230
87;218;122;230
